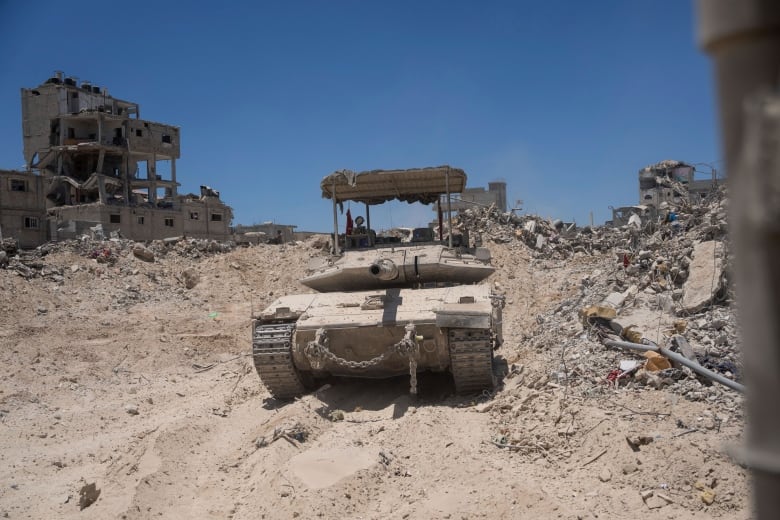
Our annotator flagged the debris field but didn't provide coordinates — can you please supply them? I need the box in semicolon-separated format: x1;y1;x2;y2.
0;188;749;519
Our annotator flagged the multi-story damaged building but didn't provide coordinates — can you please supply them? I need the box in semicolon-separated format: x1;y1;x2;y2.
638;160;721;207
0;72;232;248
607;160;723;228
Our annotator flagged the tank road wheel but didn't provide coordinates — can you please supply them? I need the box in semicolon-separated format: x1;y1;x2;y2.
252;322;312;399
449;328;495;394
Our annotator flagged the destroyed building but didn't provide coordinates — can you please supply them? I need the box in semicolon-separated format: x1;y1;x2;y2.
638;160;721;207
0;72;232;248
605;160;723;228
435;180;507;214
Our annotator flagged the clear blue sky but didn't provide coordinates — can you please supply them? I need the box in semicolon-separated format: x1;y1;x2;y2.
0;1;720;231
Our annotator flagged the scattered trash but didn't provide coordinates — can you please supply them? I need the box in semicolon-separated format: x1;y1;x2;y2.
256;423;310;449
625;435;654;452
695;481;717;505
643;351;672;372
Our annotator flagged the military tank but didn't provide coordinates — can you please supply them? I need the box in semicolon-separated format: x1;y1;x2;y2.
251;166;503;398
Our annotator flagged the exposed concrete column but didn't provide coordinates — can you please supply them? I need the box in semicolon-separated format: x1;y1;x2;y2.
170;158;178;198
57;121;65;175
149;155;157;205
96;149;105;175
97;176;107;204
122;156;130;204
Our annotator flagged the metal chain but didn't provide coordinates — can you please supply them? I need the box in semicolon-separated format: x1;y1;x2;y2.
304;324;421;394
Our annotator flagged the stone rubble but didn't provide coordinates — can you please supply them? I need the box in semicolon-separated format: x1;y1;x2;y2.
457;187;737;402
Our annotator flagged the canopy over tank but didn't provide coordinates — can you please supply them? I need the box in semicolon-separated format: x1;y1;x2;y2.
303;165;493;291
251;165;502;398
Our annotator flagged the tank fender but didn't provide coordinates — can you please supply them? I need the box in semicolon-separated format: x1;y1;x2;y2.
434;308;491;329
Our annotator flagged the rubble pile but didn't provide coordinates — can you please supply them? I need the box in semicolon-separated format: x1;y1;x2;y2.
495;187;740;406
0;236;239;279
457;205;627;258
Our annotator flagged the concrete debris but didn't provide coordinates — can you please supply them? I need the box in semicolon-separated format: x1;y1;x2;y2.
695;480;717;505
132;243;155;262
625;435;654;452
681;241;724;313
0;236;242;280
78;482;100;510
182;268;200;289
501;184;740;405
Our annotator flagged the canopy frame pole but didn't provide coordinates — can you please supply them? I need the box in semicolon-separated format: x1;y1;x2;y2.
332;179;340;255
365;202;372;247
437;198;443;241
445;168;453;248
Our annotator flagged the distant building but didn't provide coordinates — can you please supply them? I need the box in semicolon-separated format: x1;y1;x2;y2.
0;72;233;248
234;222;297;243
0;169;48;248
638;160;721;207
435;180;507;214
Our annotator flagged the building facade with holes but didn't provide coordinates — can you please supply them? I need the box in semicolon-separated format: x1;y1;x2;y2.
0;72;233;248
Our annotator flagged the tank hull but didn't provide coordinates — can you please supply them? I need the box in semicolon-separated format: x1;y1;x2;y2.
252;284;502;397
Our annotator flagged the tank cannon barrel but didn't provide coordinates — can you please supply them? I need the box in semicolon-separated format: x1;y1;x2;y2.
369;259;399;281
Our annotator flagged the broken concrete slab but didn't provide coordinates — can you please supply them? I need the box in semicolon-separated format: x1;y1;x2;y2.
681;241;724;313
603;291;627;309
132;243;155;262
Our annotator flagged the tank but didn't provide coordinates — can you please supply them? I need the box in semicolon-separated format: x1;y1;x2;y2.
251;166;503;398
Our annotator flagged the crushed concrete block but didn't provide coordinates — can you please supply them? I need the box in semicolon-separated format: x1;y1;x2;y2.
681;241;723;313
182;268;200;289
132;243;155;262
656;293;674;314
603;292;626;309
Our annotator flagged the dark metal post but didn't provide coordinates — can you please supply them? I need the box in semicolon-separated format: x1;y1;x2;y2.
331;179;339;255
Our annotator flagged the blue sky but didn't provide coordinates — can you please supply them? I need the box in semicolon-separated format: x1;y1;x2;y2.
0;1;720;231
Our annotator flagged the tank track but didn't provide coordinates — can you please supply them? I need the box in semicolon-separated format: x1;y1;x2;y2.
449;328;495;394
252;322;309;399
